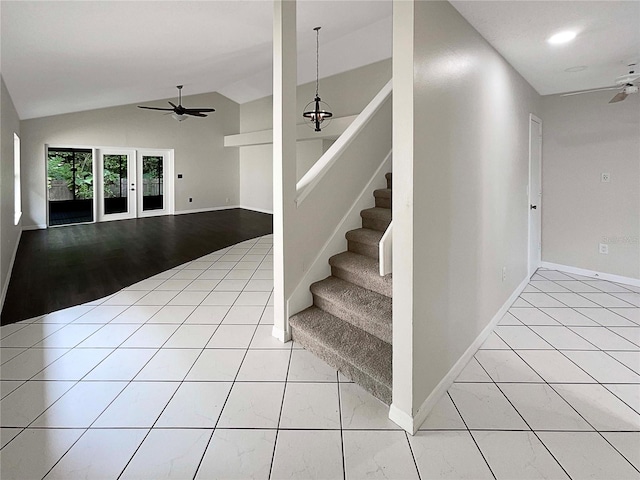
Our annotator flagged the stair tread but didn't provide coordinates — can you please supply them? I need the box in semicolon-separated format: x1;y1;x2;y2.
329;251;392;298
360;207;392;219
311;276;392;343
373;188;392;199
289;306;392;389
345;228;383;247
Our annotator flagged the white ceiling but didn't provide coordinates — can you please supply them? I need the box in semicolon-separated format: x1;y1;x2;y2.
450;1;640;96
0;1;392;119
1;1;638;120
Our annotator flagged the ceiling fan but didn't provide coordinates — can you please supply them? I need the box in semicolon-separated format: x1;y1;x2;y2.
137;85;215;121
562;64;639;103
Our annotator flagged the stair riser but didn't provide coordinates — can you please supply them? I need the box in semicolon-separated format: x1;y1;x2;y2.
347;240;378;259
331;266;392;298
362;217;391;232
313;293;392;344
291;325;392;404
375;197;391;209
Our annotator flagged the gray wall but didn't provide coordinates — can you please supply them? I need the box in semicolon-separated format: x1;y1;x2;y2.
541;92;640;279
392;0;541;419
1;76;22;306
20;92;240;228
238;59;392;212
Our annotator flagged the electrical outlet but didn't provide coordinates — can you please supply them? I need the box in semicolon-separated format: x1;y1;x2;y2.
599;243;609;254
225;198;230;204
601;172;610;183
502;267;507;282
189;197;192;203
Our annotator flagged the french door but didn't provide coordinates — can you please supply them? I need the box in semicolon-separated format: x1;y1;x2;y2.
96;148;172;222
98;149;136;221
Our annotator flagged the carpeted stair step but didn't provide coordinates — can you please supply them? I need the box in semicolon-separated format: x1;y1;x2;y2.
311;276;392;344
289;306;392;404
346;228;383;259
385;172;392;189
374;188;392;209
329;251;392;298
361;207;391;232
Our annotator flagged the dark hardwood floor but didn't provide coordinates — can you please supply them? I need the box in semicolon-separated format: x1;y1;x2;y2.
1;209;272;325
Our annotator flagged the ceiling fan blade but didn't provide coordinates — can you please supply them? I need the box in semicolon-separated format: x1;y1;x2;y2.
185;111;208;117
184;108;215;113
609;92;628;103
138;106;175;111
168;101;177;108
561;86;619;97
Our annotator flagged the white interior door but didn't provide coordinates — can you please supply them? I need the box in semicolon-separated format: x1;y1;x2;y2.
528;115;542;277
97;149;137;222
136;149;173;218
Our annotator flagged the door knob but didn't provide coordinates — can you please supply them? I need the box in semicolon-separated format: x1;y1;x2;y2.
530;204;537;210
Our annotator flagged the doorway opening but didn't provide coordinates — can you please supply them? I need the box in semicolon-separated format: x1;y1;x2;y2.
528;114;542;277
47;147;94;226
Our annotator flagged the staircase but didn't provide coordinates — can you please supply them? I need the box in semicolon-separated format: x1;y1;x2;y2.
289;173;392;404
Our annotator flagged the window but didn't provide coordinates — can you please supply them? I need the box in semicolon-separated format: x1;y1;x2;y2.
14;133;21;225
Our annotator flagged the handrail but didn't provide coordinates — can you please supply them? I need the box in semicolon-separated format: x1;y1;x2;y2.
296;79;392;206
379;221;392;276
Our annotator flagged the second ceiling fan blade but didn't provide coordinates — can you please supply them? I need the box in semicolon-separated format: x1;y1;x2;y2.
185;112;208;117
184;108;215;113
609;92;628;103
561;86;619;97
138;106;175;111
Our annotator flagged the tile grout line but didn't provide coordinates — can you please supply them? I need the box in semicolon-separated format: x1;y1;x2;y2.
336;373;347;480
446;391;497;480
472;345;575;480
267;334;294;480
403;430;422;480
192;286;270;480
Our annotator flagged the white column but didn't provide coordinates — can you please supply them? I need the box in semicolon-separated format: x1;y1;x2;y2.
389;0;416;432
272;0;297;342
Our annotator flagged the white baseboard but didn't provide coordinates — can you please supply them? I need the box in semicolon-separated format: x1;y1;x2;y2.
174;205;241;215
540;261;640;288
388;404;415;433
239;205;274;215
22;223;46;231
391;274;530;434
272;325;291;343
1;229;22;311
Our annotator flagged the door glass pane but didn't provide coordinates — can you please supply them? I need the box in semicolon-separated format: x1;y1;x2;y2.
142;155;163;211
103;154;128;214
47;148;94;226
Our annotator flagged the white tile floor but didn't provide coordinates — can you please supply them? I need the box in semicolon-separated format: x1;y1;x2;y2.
1;237;639;479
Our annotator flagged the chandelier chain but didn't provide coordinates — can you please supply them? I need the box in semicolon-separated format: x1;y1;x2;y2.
315;27;320;97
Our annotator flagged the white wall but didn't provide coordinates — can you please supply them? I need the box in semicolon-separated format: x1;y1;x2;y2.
20;92;240;227
541;92;640;279
392;0;541;427
239;139;332;213
1;76;22;309
238;59;391;213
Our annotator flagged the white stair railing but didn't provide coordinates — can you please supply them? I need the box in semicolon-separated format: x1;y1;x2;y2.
379;221;393;276
296;79;392;205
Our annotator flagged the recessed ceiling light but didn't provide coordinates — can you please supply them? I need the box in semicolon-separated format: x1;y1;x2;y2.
548;31;577;45
565;65;588;72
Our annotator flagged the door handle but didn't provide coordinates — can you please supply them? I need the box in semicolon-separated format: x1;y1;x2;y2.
530;204;537;210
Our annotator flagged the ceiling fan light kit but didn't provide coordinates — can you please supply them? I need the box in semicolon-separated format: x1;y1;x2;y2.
302;26;333;132
138;85;215;121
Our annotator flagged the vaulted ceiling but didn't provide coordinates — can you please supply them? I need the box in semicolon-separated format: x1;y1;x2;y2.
1;1;638;120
